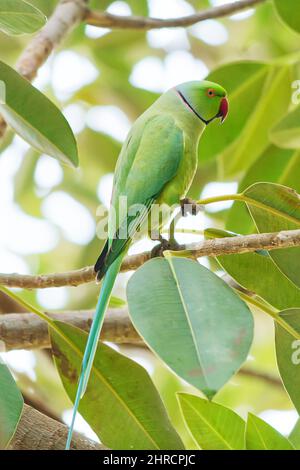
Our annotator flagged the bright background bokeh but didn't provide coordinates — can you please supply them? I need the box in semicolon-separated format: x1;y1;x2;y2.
0;0;299;445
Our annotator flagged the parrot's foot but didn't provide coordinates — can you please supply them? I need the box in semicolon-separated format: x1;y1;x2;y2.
151;237;170;258
180;198;204;217
151;236;181;258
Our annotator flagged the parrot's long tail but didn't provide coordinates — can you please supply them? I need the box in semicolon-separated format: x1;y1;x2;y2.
65;253;124;450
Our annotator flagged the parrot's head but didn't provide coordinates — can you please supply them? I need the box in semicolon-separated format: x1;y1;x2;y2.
175;80;228;125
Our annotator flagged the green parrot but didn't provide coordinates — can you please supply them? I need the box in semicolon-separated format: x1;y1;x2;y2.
66;80;228;449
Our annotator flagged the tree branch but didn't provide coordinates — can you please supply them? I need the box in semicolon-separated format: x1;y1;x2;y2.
9;404;105;450
0;309;282;390
0;308;141;351
0;0;89;138
0;0;266;138
238;368;282;388
0;0;266;141
86;0;266;30
1;228;300;289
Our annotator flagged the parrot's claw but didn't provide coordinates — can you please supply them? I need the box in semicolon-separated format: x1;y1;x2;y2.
151;236;181;258
151;237;171;258
180;198;204;217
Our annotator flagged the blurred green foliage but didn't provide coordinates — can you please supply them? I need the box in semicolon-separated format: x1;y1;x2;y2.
1;0;300;449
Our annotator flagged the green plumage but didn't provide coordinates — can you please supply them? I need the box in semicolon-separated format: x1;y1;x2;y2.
66;80;228;449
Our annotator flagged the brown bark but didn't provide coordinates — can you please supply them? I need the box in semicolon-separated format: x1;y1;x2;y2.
9;404;105;450
0;308;141;351
1;228;300;289
86;0;265;30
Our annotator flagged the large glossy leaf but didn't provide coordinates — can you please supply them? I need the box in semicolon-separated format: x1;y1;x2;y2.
0;0;46;35
244;182;300;288
0;362;23;449
178;393;245;450
51;321;183;450
0;60;78;167
271;106;300;149
275;309;300;414
226;146;300;234
127;257;253;399
274;0;300;33
246;413;294;450
205;228;300;311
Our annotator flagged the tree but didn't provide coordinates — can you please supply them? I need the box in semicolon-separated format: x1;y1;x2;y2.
0;0;300;451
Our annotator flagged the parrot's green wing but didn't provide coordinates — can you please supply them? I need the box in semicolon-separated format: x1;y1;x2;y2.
95;114;184;278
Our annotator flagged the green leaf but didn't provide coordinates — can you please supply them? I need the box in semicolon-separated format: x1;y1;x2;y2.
274;0;300;33
246;413;294;450
14;149;41;217
0;362;23;449
0;60;78;167
220;65;291;176
289;419;300;449
226;146;300;234
271;106;300;149
90;0;148;15
127;257;253;399
109;295;126;308
205;228;300;311
51;321;183;450
200;61;268;162
244;182;300;288
126;0;148;15
178;393;245;450
200;61;291;176
0;0;46;35
26;0;56;16
275;309;300;413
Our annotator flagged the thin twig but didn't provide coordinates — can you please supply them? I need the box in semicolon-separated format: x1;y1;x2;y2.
0;0;266;138
86;0;265;30
238;368;282;388
1;228;300;289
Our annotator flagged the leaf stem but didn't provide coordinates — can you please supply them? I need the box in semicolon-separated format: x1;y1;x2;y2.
237;290;300;340
197;193;244;205
197;193;300;226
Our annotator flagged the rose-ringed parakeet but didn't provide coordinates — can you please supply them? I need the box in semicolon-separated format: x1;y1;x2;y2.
66;80;228;449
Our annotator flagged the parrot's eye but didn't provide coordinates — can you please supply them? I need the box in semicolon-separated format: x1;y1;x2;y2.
207;88;215;98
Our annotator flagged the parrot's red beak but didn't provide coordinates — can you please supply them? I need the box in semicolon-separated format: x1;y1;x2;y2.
218;97;229;123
